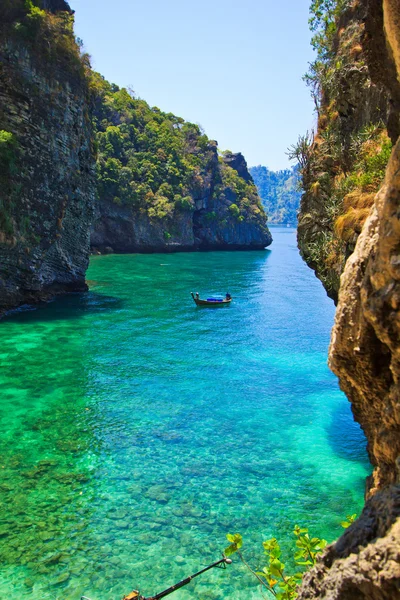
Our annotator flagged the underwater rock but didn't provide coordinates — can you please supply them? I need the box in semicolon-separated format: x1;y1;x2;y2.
38;531;55;542
42;552;63;565
52;570;71;585
144;485;170;504
106;509;128;520
114;520;130;529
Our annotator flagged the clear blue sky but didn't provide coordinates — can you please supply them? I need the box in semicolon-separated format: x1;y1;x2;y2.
69;0;316;171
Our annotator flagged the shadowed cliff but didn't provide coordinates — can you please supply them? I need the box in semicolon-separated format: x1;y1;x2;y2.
0;0;96;315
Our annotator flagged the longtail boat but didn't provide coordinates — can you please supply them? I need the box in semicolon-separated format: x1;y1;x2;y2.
121;556;232;600
191;292;232;306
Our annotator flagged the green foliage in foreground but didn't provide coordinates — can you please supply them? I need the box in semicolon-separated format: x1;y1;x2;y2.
225;515;357;599
340;513;357;529
225;527;327;599
91;72;265;224
250;165;301;224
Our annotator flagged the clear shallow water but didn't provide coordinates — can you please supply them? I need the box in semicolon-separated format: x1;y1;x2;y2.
0;227;369;600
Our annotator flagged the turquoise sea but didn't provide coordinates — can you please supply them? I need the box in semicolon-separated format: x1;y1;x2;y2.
0;227;369;599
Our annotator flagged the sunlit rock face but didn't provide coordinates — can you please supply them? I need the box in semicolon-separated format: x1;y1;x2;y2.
0;3;96;315
330;0;400;498
298;1;400;598
297;0;391;303
222;152;254;183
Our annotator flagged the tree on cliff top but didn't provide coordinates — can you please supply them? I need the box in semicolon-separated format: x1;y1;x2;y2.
91;72;266;227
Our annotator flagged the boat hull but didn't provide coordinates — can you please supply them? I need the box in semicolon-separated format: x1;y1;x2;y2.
191;294;232;306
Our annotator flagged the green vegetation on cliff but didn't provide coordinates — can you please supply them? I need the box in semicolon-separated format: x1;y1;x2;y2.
91;73;264;227
250;166;301;224
0;0;95;312
295;0;391;299
0;0;90;80
0;131;18;236
0;0;92;244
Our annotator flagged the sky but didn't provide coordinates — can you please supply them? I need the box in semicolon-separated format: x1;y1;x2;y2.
69;0;317;171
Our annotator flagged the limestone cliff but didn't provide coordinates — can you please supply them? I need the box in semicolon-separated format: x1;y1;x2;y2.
297;1;400;598
297;0;392;301
0;0;95;314
0;4;269;317
92;147;271;253
90;76;271;253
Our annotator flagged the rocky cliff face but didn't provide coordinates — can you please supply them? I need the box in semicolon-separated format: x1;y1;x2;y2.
92;148;271;253
222;152;253;183
297;1;400;597
41;0;72;12
0;7;269;316
297;0;392;301
90;76;271;253
193;152;272;250
0;1;95;315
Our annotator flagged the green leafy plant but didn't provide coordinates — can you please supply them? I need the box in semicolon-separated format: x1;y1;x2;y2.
0;131;19;235
309;0;350;58
287;133;313;171
25;0;46;29
225;526;327;599
340;514;357;529
228;203;240;219
225;533;243;556
0;130;18;173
